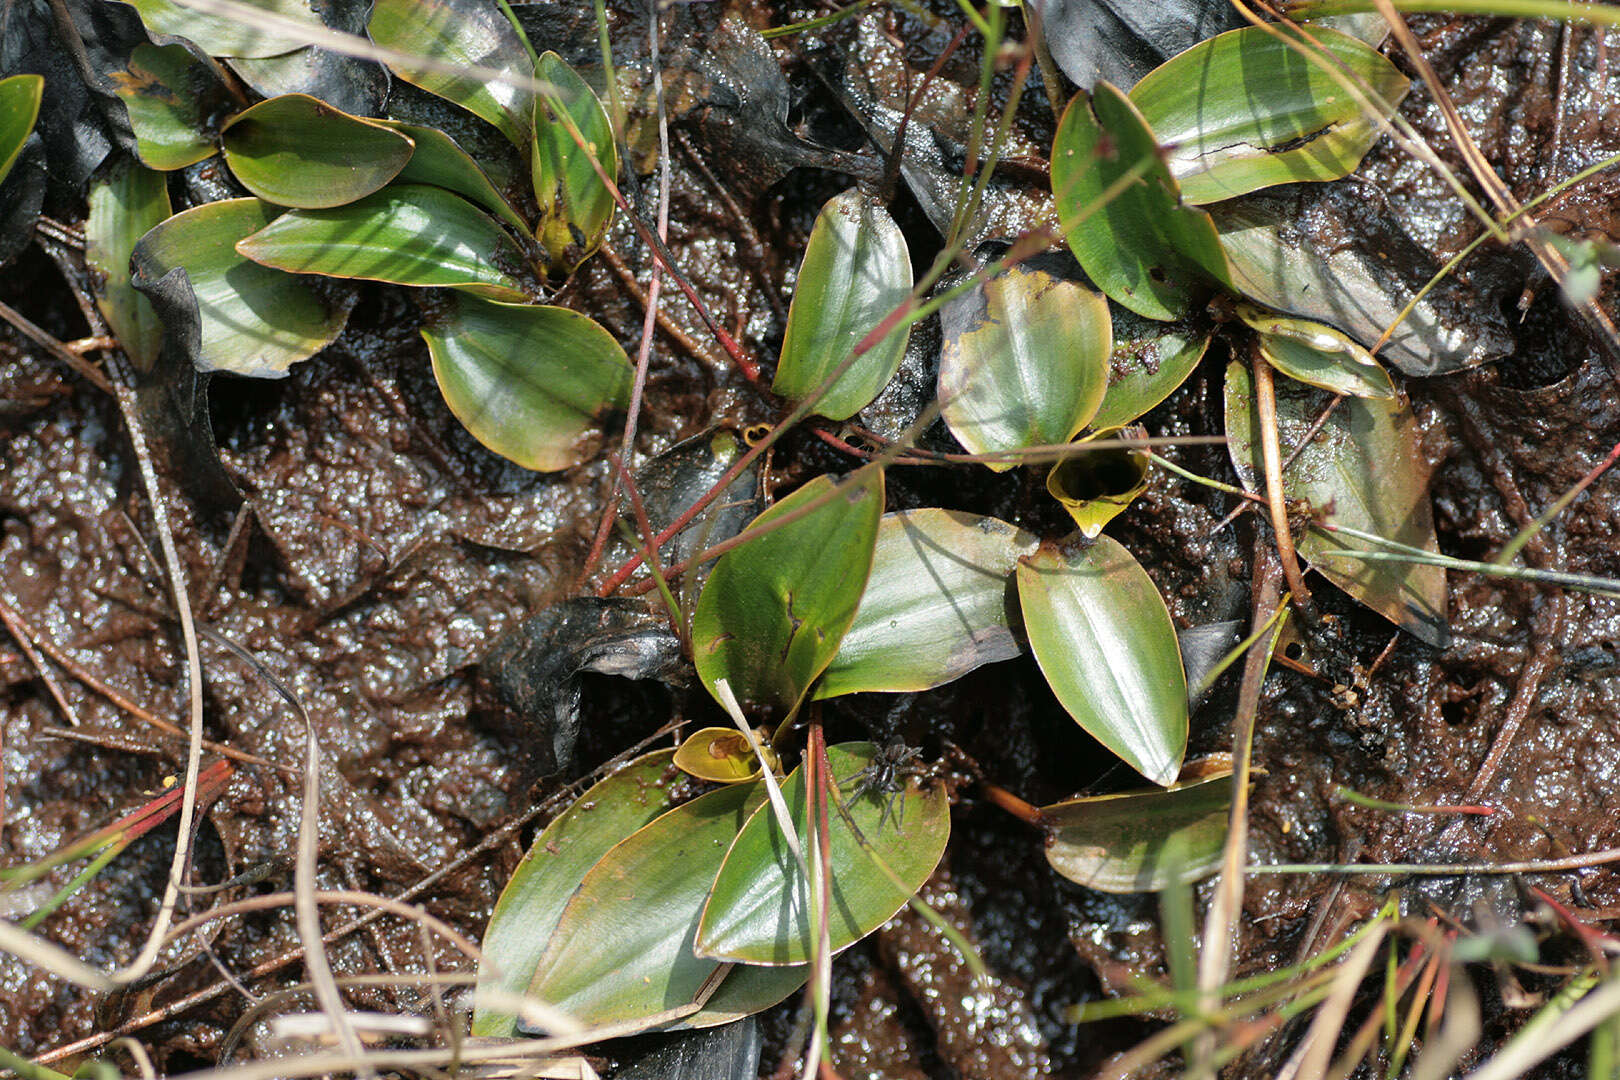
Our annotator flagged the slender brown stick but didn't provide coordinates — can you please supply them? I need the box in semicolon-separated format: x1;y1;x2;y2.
1252;351;1313;609
0;595;82;728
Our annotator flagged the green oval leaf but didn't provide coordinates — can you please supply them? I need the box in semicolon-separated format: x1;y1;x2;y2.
531;52;617;274
109;45;220;172
220;94;413;208
420;292;630;472
696;742;949;965
86;159;171;372
473;749;686;1037
0;74;44;189
1046;429;1152;539
236;184;537;301
1052;83;1231;322
130;197;348;377
1042;771;1234;893
376;119;531;236
117;0;326;58
816;509;1037;699
773;189;912;421
937;260;1110;469
1090;306;1211;430
526;780;774;1026
1129;25;1409;205
1236;305;1397;400
692;471;885;717
1223;360;1447;646
368;0;533;147
1017;536;1188;786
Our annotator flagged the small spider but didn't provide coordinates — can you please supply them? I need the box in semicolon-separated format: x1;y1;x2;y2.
847;741;926;830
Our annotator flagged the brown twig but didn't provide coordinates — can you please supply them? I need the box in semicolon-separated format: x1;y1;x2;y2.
1251;350;1313;610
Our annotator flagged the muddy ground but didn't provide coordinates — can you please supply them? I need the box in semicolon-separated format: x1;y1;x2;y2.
2;5;1619;1078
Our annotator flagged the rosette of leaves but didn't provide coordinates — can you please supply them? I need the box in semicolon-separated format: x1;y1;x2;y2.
109;0;631;471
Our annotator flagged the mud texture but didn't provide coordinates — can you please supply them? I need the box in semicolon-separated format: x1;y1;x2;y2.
1;5;1619;1080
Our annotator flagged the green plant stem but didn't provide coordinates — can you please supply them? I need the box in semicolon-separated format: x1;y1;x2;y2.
761;0;883;39
1493;438;1620;566
1311;522;1620;599
1190;599;1290;702
491;0;538;69
20;841;125;931
1288;0;1620;25
1250;845;1620;874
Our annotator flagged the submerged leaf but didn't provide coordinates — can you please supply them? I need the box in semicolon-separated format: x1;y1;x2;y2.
1130;25;1409;205
236;184;536;302
1210;180;1513;375
1052;83;1230;321
369;0;534;147
938;258;1110;468
531;52;617;273
221;94;413;208
816;510;1038;699
420;293;631;471
130;197;348;377
774;189;912;421
692;472;884;717
473;749;686;1037
1042;771;1234;892
1017;536;1188;785
86;159;170;372
1237;304;1397;399
109;45;219;171
117;0;326;58
696;742;949;965
0;75;44;189
1224;360;1447;646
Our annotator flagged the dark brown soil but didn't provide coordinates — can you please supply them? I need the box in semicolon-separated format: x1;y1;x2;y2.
2;6;1619;1079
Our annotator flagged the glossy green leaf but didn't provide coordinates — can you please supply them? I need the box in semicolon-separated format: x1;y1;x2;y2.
376;119;530;235
531;52;617;274
109;45;219;171
1235;304;1397;399
672;727;769;784
1046;429;1152;538
937;261;1110;469
1129;25;1409;205
1017;536;1188;786
526;779;767;1026
369;0;533;147
236;184;536;302
1090;307;1212;430
420;292;630;472
130;197;348;377
117;0;325;58
85;160;170;372
816;509;1037;699
473;749;685;1037
1224;360;1448;646
696;742;949;964
1052;82;1230;321
692;471;884;717
1042;772;1234;893
773;189;912;421
0;75;43;189
220;94;413;208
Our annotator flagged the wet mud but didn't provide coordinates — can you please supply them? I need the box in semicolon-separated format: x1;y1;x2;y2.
1;5;1619;1079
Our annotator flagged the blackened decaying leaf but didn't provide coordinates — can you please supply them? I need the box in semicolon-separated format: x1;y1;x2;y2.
0;137;46;268
225;0;389;116
1;0;144;198
1027;0;1245;92
129;264;245;511
575;1018;760;1078
474;597;685;779
625;427;762;572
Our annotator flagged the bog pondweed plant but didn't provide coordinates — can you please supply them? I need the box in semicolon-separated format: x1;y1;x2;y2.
18;0;1620;1072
